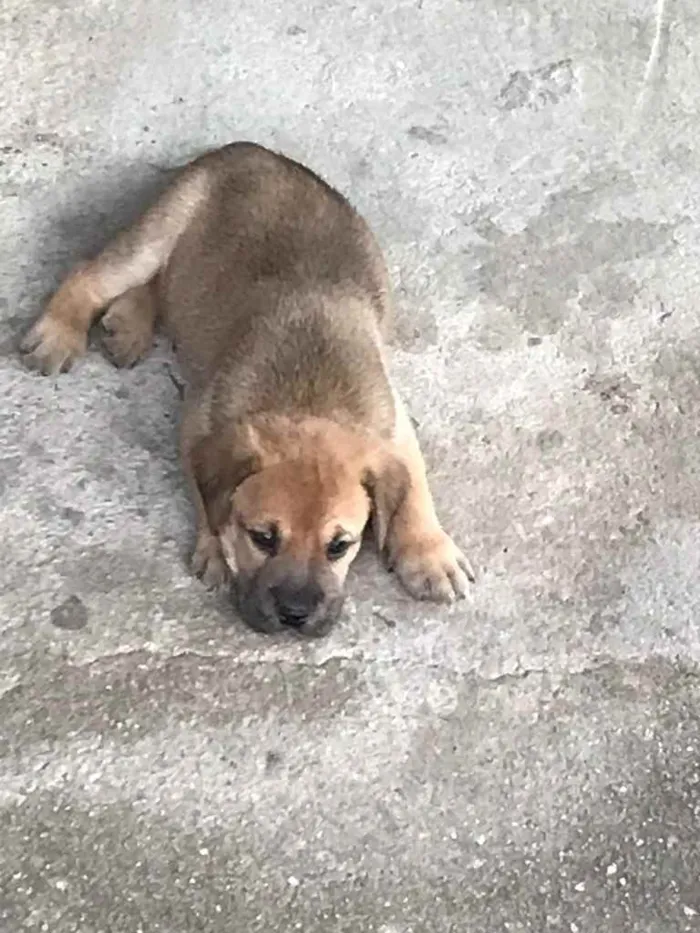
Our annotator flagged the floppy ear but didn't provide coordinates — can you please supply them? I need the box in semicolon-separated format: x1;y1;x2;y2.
190;424;262;531
362;451;411;555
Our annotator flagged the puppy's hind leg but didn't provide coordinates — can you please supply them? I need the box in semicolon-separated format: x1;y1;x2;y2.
99;281;158;368
20;165;211;376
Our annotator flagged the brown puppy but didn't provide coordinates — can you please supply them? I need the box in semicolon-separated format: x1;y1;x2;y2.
20;142;473;636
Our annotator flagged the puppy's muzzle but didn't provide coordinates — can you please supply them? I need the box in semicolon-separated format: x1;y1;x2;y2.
271;581;323;628
235;561;344;637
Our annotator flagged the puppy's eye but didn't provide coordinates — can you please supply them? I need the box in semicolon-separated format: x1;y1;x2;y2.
326;536;353;561
247;527;279;555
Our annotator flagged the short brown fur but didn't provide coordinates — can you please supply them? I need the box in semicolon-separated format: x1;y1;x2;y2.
20;142;473;635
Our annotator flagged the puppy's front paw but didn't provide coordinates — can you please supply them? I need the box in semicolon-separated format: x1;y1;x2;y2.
20;316;87;375
390;529;475;602
191;534;230;589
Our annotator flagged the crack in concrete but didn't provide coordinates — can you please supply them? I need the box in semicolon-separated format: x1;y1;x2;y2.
632;0;673;128
3;647;700;707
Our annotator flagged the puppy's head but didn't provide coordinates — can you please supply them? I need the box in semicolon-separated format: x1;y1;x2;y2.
191;417;408;636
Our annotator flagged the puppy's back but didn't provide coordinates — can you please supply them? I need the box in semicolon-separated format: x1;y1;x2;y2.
161;143;394;428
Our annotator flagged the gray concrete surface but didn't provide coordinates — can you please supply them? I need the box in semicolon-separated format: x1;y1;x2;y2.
1;0;700;929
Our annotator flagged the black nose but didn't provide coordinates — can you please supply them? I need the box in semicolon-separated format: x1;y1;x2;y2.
272;583;323;627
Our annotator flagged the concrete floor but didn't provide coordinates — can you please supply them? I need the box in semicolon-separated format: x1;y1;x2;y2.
2;0;700;929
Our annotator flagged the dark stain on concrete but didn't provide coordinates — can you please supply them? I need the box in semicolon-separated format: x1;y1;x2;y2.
403;661;700;928
498;58;575;111
50;595;88;631
585;372;640;414
407;125;449;145
536;429;564;453
2;663;698;932
59;507;84;527
469;170;674;340
0;456;21;499
0;654;365;758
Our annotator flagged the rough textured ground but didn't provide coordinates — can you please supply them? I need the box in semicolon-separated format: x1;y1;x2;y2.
2;0;700;930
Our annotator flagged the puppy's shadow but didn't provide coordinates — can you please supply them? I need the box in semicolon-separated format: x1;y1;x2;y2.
20;158;181;326
22;157;197;543
3;165;169;352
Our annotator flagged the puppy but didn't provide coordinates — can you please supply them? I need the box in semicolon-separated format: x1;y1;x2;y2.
20;142;473;636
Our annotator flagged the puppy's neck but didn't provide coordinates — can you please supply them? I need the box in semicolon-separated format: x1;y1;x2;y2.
248;412;382;464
